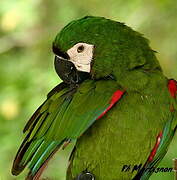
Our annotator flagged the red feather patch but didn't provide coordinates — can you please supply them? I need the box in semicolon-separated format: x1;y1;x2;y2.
168;79;177;98
96;90;125;120
147;79;177;162
148;131;163;162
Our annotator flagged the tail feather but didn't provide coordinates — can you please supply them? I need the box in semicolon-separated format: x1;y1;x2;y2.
29;142;58;172
12;138;65;179
26;141;64;180
12;134;32;175
21;139;44;166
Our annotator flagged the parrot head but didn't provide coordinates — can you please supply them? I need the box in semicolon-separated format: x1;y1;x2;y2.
53;16;162;89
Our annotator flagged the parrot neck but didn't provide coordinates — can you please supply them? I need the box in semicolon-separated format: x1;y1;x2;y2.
115;69;166;93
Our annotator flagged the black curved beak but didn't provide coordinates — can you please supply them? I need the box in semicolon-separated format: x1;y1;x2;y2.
54;56;90;84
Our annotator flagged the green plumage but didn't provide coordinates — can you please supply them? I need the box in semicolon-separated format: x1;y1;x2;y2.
67;75;176;180
12;16;177;180
12;79;123;179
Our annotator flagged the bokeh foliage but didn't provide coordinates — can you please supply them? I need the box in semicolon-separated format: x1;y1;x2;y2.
0;0;176;179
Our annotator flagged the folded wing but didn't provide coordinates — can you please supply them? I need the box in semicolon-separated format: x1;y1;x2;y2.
12;80;124;180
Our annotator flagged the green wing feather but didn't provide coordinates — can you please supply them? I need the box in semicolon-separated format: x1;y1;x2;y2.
134;82;177;180
12;79;122;179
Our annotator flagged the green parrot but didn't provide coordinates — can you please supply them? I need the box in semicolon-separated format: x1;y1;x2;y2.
11;16;177;180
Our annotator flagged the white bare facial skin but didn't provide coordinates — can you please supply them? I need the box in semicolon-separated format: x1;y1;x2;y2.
67;43;94;72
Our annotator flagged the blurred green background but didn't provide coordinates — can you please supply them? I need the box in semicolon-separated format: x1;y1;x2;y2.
0;0;177;179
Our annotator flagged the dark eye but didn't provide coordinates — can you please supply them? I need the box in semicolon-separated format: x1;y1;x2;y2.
77;45;84;53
